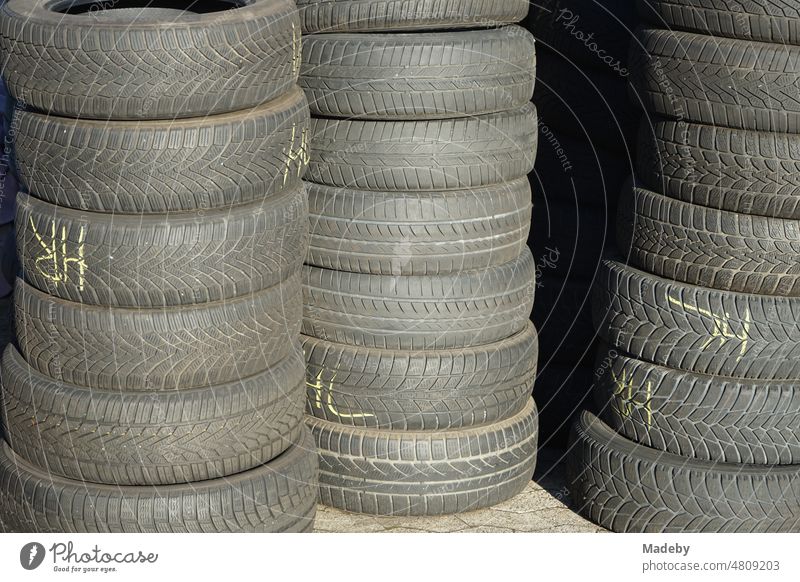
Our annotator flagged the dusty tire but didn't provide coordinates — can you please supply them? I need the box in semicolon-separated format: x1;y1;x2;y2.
630;27;800;132
592;256;800;380
594;347;800;465
0;0;301;120
309;398;538;516
637;0;800;44
13;87;310;213
302;249;536;350
0;430;318;533
638;117;800;219
15;274;302;392
302;322;537;430
300;27;536;119
306;178;532;276
568;410;800;532
0;345;306;485
17;185;308;308
618;182;800;296
298;0;529;32
307;104;538;191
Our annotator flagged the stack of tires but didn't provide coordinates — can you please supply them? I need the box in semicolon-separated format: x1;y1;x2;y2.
569;0;800;532
297;0;541;515
0;75;15;351
526;1;639;446
0;0;318;533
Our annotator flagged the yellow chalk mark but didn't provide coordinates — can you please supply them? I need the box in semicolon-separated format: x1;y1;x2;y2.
667;293;751;358
29;217;86;291
307;370;375;419
283;123;310;185
291;23;301;76
611;368;653;427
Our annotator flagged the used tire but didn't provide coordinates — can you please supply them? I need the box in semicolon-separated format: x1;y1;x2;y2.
301;27;536;119
638;117;800;219
298;0;529;32
307;104;538;191
309;398;538;516
302;248;536;350
306;178;532;276
637;0;800;44
592;255;800;380
0;345;306;486
14;87;311;213
618;182;800;296
0;430;318;533
302;322;537;430
594;346;800;465
15;274;301;392
0;0;301;120
17;185;308;307
630;27;800;132
568;410;800;532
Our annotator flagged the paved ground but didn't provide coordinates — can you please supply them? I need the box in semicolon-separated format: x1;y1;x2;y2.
314;449;604;533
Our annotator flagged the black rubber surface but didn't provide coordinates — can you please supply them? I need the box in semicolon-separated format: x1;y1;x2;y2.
14;87;311;213
17;185;308;307
594;346;800;465
568;410;800;532
630;27;800;132
302;249;536;350
302;321;537;430
638;117;800;219
307;104;538;191
618;182;800;297
306;178;532;276
0;0;301;119
592;255;800;380
637;0;800;44
15;274;301;392
301;27;536;119
297;0;529;32
0;344;306;486
309;398;538;516
0;429;318;533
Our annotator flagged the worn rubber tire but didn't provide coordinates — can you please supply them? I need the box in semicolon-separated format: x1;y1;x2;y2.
638;117;800;219
637;0;800;44
302;322;537;430
309;398;538;516
302;248;535;350
630;27;800;132
619;182;800;296
17;185;307;308
594;346;800;465
0;345;305;486
0;295;11;357
306;178;532;276
568;410;800;532
0;0;301;120
301;27;536;119
298;0;529;32
15;274;301;392
0;430;318;533
307;104;538;191
527;0;637;71
592;255;800;380
14;87;310;213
